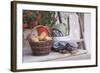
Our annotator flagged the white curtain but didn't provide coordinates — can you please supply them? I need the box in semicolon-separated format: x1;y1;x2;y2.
69;13;80;41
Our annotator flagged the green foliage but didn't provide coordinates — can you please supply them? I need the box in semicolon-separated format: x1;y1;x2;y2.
23;10;56;27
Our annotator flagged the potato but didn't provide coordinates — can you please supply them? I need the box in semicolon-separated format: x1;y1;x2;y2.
32;36;39;42
39;32;47;41
45;36;52;41
39;36;45;41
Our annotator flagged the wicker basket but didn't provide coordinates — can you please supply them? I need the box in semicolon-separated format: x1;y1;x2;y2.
28;25;53;56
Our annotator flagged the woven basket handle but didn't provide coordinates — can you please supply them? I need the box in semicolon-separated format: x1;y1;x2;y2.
31;25;52;37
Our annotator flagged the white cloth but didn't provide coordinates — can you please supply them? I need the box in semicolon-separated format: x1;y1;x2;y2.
53;12;80;48
53;37;78;48
69;13;80;41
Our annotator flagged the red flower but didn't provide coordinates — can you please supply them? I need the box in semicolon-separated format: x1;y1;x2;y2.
23;23;28;29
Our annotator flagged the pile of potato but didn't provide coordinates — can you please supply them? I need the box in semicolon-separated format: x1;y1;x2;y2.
31;32;52;42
